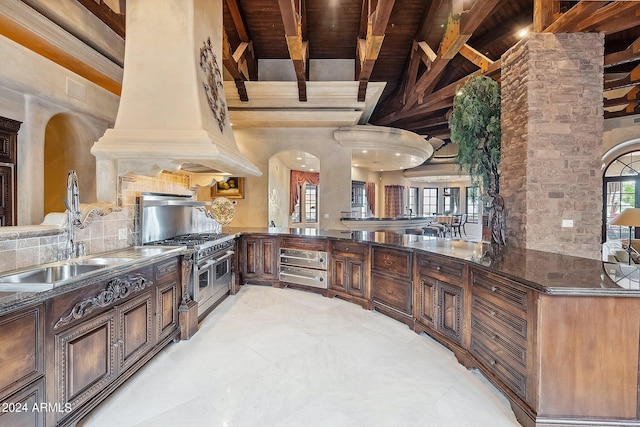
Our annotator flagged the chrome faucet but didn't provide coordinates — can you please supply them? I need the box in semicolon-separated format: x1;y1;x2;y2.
64;170;84;259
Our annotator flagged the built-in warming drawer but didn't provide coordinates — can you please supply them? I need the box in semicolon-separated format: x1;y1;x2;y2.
279;248;327;270
279;265;327;289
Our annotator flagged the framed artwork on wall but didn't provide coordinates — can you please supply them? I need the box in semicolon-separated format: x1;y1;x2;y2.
211;177;244;199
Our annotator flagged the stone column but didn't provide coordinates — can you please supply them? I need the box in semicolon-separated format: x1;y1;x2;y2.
501;33;604;260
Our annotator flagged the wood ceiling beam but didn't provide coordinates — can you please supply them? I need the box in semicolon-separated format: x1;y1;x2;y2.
401;0;500;111
604;86;640;109
533;0;559;33
459;43;494;72
278;0;308;101
542;1;608;34
378;59;501;126
605;36;640;68
575;1;640;34
225;0;251;42
605;104;639;120
77;0;125;38
604;63;640;90
402;41;437;104
223;31;258;102
356;0;395;102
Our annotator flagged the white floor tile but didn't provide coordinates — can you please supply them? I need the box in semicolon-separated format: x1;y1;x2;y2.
79;285;520;427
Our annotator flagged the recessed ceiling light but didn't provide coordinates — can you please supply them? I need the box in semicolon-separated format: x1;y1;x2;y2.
518;28;529;38
296;157;302;160
301;164;306;168
362;150;368;153
309;168;315;171
354;163;359;167
395;153;400;156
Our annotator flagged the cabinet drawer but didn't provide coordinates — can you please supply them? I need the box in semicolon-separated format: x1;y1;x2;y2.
372;272;412;315
332;240;366;256
471;315;527;368
372;246;411;277
471;270;531;315
472;293;528;340
280;236;327;251
155;258;179;282
416;253;465;282
471;337;528;400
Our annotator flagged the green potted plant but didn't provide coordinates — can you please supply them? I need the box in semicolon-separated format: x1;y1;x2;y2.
449;75;503;244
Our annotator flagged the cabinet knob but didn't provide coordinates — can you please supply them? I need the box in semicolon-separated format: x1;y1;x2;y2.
490;359;497;366
319;258;324;263
345;247;350;251
492;334;498;341
436;266;441;271
490;310;496;316
491;286;498;292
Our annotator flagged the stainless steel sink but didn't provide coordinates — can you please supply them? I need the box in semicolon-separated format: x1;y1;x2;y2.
0;263;107;290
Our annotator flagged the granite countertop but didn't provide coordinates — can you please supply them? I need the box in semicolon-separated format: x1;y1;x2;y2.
0;246;186;316
339;216;435;221
233;227;626;296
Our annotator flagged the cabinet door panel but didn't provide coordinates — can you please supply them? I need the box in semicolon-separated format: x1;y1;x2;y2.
330;258;347;292
348;259;366;297
416;275;437;328
119;293;153;371
438;282;463;345
56;311;116;411
244;240;258;275
262;239;277;277
156;280;179;343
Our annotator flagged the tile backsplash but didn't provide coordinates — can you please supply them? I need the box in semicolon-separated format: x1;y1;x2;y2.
0;171;220;273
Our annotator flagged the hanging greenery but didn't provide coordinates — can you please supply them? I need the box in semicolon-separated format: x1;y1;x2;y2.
449;75;501;194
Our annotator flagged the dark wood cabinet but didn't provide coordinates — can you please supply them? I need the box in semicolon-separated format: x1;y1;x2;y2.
0;116;20;226
328;241;370;308
0;304;45;427
371;246;413;326
240;236;278;285
44;257;182;426
414;253;467;352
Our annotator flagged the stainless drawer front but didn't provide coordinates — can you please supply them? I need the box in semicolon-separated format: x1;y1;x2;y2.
280;248;327;269
279;266;328;289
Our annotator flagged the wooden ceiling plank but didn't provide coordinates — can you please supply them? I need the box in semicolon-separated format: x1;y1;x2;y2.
543;1;608;34
77;0;125;38
604;36;640;68
604;63;640;90
533;0;559;33
225;0;251;42
459;43;493;72
402;41;422;105
278;0;308;101
402;0;500;111
416;0;448;42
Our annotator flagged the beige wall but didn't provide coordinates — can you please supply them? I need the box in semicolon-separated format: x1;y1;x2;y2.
268;155;291;227
232;127;351;229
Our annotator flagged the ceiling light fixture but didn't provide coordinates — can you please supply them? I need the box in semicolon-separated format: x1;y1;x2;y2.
362;150;368;153
518;28;529;38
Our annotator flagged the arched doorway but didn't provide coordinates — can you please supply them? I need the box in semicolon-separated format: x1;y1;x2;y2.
268;151;320;228
43;113;97;215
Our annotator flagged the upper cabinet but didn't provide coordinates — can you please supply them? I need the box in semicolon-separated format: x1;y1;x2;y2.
0;117;21;226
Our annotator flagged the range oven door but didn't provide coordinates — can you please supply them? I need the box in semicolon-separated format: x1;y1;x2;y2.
196;256;215;308
211;251;233;300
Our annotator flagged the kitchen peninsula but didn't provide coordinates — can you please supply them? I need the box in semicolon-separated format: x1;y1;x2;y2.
1;227;638;427
339;215;436;232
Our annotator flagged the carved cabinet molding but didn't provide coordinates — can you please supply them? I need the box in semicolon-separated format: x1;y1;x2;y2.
0;116;21;226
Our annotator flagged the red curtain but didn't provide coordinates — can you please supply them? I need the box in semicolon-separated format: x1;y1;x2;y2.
384;185;404;218
365;182;376;216
290;170;320;215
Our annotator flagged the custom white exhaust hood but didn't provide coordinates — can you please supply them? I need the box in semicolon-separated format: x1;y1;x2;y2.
91;0;261;178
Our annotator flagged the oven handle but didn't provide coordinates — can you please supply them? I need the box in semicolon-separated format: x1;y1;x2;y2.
213;250;235;263
199;259;216;269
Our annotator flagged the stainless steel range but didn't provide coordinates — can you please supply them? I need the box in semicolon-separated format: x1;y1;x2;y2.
138;193;235;317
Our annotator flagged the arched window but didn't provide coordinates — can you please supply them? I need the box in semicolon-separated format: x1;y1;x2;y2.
603;151;640;241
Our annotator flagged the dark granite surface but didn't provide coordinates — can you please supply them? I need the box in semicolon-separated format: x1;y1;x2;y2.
0;246;186;316
340;216;435;221
233;227;628;296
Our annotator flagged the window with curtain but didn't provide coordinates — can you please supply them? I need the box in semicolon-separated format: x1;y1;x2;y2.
384;185;404;217
422;188;438;215
290;170;320;223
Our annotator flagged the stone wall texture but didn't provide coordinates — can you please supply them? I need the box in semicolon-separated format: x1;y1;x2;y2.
501;33;604;260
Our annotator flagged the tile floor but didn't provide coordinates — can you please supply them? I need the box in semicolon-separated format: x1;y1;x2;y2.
79;285;520;427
